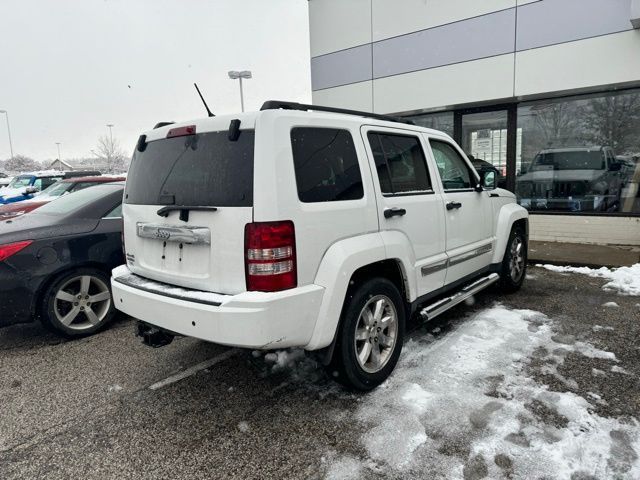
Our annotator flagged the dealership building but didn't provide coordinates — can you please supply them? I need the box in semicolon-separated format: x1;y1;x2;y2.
309;0;640;246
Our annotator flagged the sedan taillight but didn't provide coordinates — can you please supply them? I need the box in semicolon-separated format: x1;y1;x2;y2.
0;240;33;262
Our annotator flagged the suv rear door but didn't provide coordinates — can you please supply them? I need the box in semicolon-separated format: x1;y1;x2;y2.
362;126;447;296
123;124;255;295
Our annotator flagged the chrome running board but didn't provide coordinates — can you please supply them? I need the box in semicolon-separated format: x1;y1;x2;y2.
420;273;499;320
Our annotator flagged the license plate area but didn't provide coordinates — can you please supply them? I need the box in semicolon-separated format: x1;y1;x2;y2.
136;223;211;245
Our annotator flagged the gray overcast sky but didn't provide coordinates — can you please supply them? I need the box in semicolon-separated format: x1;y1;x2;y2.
0;0;311;162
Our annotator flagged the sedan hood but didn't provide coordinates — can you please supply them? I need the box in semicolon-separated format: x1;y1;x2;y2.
0;187;27;201
0;213;99;244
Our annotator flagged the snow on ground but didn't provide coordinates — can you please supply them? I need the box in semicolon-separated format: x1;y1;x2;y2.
537;263;640;296
325;306;639;479
603;301;620;308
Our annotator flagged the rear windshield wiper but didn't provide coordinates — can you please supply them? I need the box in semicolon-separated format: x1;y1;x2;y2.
156;205;218;222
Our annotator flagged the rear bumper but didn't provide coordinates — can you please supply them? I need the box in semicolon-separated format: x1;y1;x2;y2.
111;268;325;349
0;265;37;327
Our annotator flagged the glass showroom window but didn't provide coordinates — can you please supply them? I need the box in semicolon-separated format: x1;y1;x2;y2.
406;111;454;138
517;90;640;215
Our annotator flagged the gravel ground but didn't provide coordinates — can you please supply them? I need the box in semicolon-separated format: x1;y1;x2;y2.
0;266;638;479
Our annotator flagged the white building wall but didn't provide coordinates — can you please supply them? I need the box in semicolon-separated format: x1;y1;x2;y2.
308;0;371;57
530;215;640;246
309;0;640;247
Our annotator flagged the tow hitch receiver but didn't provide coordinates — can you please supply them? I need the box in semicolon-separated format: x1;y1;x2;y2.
136;321;175;348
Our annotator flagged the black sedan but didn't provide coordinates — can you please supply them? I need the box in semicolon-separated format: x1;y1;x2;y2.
0;182;124;337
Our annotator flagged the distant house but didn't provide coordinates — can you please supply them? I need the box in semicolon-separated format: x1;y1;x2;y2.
49;158;110;172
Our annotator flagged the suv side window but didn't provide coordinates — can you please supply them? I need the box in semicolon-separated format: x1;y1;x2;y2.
367;132;432;195
290;127;364;203
429;140;473;190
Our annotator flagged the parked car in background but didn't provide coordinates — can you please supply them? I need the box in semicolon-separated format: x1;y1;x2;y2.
0;182;124;337
0;174;11;188
0;170;101;205
517;146;625;212
0;175;125;220
112;101;528;390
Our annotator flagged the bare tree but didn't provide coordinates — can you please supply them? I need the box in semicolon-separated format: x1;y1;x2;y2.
581;93;640;154
94;135;129;173
530;102;585;147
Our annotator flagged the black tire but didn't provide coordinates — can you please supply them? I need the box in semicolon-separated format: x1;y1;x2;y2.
328;278;406;391
40;268;116;337
499;227;527;293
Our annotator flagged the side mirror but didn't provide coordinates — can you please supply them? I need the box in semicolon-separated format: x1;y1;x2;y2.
608;162;622;172
481;170;497;190
24;186;38;195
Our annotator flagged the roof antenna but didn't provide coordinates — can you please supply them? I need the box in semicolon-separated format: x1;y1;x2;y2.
194;83;215;117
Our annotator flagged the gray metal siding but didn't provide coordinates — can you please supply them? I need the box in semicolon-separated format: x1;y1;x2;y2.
311;0;635;91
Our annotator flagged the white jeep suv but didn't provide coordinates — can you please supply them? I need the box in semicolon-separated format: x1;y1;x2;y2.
112;101;528;390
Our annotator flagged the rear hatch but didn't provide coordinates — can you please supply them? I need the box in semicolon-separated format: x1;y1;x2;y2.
123;121;255;295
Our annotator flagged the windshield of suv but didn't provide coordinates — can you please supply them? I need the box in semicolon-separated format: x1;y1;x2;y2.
125;130;254;207
531;150;604;171
36;183;121;216
7;176;33;189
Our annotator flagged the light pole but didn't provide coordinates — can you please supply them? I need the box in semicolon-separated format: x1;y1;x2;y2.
228;70;252;112
55;142;61;163
0;109;14;161
106;124;114;144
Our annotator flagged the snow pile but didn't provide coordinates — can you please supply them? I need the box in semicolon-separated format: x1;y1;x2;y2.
264;349;306;370
326;306;639;479
537;263;640;296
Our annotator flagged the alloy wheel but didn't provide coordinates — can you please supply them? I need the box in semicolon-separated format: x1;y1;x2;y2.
53;275;112;331
354;295;398;373
509;236;525;283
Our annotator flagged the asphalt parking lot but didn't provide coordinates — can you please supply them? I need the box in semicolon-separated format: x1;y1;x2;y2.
1;266;639;479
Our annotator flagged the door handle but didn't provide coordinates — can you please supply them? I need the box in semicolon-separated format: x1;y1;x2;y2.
384;207;407;218
446;201;462;210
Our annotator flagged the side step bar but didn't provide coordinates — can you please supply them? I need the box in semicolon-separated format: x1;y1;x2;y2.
420;273;500;320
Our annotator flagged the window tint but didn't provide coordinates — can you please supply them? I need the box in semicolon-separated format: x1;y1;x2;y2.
71;182;99;192
125;130;254;207
367;132;431;195
104;203;122;218
430;140;473;190
290;127;363;203
38;177;63;190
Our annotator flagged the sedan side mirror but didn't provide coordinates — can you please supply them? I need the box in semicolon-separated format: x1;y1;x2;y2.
24;186;38;195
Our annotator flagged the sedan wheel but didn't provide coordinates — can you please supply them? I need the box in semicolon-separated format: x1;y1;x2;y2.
41;268;116;337
54;275;112;331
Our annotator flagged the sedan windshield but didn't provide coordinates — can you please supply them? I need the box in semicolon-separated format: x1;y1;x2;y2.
36;181;72;199
35;183;121;216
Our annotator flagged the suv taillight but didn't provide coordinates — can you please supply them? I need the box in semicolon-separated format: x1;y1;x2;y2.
245;221;297;292
0;240;33;262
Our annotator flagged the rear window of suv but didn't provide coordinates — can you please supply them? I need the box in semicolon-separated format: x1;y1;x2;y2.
125;130;255;207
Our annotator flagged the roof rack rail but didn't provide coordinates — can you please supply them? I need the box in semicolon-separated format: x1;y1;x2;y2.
260;100;414;125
